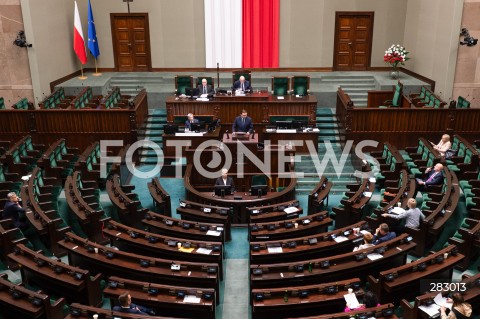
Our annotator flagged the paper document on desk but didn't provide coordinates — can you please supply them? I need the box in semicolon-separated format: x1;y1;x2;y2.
196;97;209;101
268;247;283;253
206;230;221;236
366;253;383;261
277;96;285;99
284;207;299;214
184;295;201;304
434;293;452;309
196;248;212;255
391;207;405;215
334;236;348;243
419;304;440;317
343;293;360;309
363;192;372;198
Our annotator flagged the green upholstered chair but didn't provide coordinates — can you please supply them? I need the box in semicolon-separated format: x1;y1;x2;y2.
174;75;193;95
457;96;470;109
232;70;252;86
292;76;310;96
271;77;290;96
379;81;403;108
13;98;29;110
0;97;5;109
252;175;267;186
196;77;214;88
418;90;432;106
410;86;427;100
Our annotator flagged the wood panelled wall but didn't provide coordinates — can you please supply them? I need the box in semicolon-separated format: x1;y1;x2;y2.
0;91;148;149
336;98;480;149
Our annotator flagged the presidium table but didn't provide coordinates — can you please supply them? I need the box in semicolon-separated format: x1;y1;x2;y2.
165;93;318;125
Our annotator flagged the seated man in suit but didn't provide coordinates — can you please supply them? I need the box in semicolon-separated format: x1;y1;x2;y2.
113;291;155;315
2;192;29;231
372;223;396;245
197;78;214;95
416;163;444;193
185;113;199;131
232;109;253;135
215;168;235;191
232;75;252;92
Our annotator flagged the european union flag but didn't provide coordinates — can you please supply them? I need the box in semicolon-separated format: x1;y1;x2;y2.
87;0;100;58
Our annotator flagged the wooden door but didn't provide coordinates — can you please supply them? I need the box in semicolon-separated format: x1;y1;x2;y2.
333;12;374;71
111;13;152;72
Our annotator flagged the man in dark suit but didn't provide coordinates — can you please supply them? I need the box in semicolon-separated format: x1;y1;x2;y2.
185;113;199;130
197;78;214;95
215;168;235;191
232;76;251;92
417;163;444;192
112;291;155;315
372;223;396;245
2;192;29;230
232;109;253;134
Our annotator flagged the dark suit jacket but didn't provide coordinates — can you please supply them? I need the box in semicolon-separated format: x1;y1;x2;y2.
185;118;199;130
232;80;251;91
112;303;150;315
2;201;28;229
424;170;444;186
197;84;214;95
215;177;235;191
232;116;253;133
373;231;396;245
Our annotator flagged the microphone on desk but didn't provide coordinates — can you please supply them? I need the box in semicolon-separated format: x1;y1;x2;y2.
225;130;230;139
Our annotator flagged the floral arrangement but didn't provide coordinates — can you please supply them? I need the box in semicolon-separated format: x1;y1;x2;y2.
384;44;409;69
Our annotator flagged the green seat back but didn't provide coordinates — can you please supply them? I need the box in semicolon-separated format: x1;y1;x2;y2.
292;76;309;95
457;143;466;157
464;149;472;164
25;136;34;151
175;76;193;95
252;175;267;186
272;77;289;96
451;137;460;150
0;166;5;182
392;86;401;106
18;143;27;157
457;96;470;109
12;150;21;163
233;71;251;84
15;98;28;110
49;154;57;168
418;87;426;99
0;97;5;109
86;157;93;171
423;91;432;103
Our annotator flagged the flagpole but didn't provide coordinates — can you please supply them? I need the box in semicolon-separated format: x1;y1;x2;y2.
93;58;102;76
78;63;87;80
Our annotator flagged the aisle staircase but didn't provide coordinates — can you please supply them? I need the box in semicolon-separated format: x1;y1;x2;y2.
109;74;164;95
295;108;357;195
321;75;376;107
138;109;167;165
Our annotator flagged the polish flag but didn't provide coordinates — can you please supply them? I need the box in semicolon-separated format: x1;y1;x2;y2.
73;1;87;64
